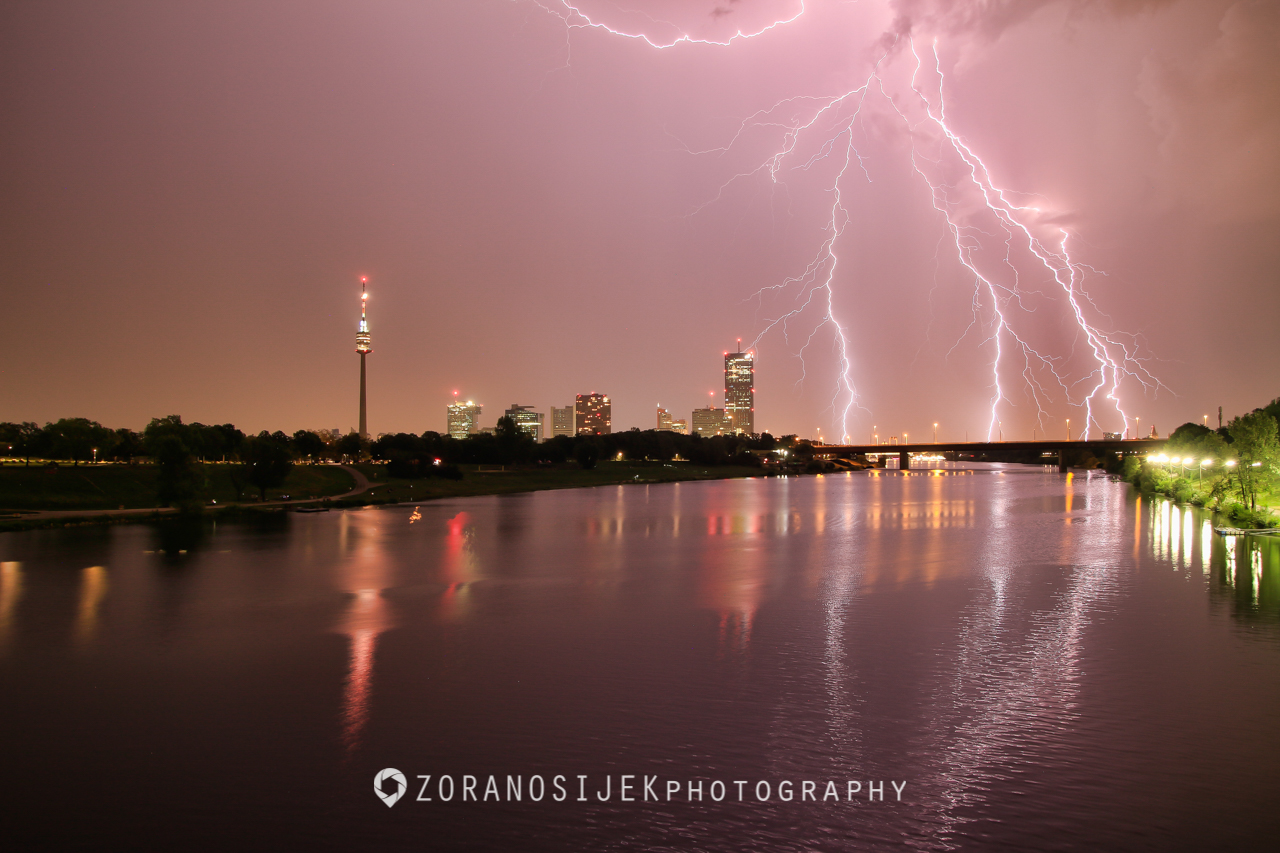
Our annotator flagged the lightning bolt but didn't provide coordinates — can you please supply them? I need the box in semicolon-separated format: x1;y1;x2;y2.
526;1;1161;442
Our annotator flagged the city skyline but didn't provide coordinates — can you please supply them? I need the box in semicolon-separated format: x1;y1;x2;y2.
2;2;1276;442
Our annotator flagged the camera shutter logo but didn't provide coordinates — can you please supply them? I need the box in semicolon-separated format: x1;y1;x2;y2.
374;768;408;808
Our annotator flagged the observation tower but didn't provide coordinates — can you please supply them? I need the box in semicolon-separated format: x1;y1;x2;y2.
356;277;372;439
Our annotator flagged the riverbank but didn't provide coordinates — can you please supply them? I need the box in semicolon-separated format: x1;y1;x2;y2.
0;461;766;532
1118;458;1279;529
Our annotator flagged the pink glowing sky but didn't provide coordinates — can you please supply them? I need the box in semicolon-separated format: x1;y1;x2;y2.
2;0;1277;439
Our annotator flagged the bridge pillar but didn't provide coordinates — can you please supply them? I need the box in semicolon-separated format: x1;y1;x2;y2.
1058;450;1067;473
899;449;910;471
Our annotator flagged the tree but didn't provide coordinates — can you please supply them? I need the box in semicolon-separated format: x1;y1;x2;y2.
108;428;144;463
0;422;40;465
575;438;600;470
142;416;208;510
213;424;246;460
241;433;294;500
293;430;326;463
494;415;534;464
45;417;112;464
1227;411;1279;512
151;434;207;511
335;432;365;460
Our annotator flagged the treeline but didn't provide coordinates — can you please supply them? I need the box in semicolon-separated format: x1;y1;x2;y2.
1121;396;1280;527
0;415;789;470
0;416;303;509
0;417;345;466
371;417;784;475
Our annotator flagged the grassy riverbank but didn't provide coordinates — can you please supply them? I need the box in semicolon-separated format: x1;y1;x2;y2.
0;463;355;512
0;461;765;531
340;461;764;507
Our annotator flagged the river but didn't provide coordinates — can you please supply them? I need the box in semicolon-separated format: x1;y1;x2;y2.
2;464;1278;851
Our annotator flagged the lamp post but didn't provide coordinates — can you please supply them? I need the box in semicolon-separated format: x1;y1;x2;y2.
871;425;876;445
933;422;938;443
1066;418;1071;441
92;447;97;465
1199;459;1211;481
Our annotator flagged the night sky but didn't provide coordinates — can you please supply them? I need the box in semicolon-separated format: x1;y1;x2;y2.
2;1;1277;440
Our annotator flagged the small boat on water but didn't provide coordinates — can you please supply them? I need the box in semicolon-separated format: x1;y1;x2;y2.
1214;526;1280;536
294;506;331;513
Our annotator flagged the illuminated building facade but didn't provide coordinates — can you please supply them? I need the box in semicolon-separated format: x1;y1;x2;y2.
550;406;574;438
724;344;755;435
692;406;731;438
504;404;544;442
447;401;482;440
355;278;372;439
575;393;611;435
656;407;688;434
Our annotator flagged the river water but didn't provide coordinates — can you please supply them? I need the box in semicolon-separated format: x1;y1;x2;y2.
2;465;1278;851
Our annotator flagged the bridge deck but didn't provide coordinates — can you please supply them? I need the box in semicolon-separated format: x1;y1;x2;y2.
814;438;1163;472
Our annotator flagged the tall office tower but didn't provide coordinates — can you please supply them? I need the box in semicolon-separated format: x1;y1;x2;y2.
447;400;482;440
355;278;373;439
724;341;755;435
692;406;731;438
504;404;544;442
550;406;574;438
575;393;611;435
656;407;689;434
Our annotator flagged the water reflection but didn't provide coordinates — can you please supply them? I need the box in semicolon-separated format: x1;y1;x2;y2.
334;509;395;755
1144;496;1280;621
74;565;108;646
440;511;477;621
0;561;20;650
917;470;1120;841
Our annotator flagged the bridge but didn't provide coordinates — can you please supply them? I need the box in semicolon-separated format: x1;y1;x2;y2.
815;438;1166;473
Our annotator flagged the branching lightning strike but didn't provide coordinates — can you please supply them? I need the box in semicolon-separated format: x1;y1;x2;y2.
530;1;1160;441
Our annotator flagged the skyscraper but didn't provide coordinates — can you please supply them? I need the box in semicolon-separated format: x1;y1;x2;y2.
724;342;754;435
575;393;611;435
447;400;482;440
691;406;731;438
656;407;688;434
355;278;372;439
550;406;574;438
504;404;544;442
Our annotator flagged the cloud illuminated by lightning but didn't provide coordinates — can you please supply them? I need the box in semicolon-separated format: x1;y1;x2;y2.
527;1;1161;441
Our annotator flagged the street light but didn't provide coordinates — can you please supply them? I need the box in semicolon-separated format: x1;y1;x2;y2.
933;422;938;443
1066;418;1071;441
1199;458;1212;480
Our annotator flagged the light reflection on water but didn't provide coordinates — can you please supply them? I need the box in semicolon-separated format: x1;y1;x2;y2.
1;466;1279;850
1144;493;1280;620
